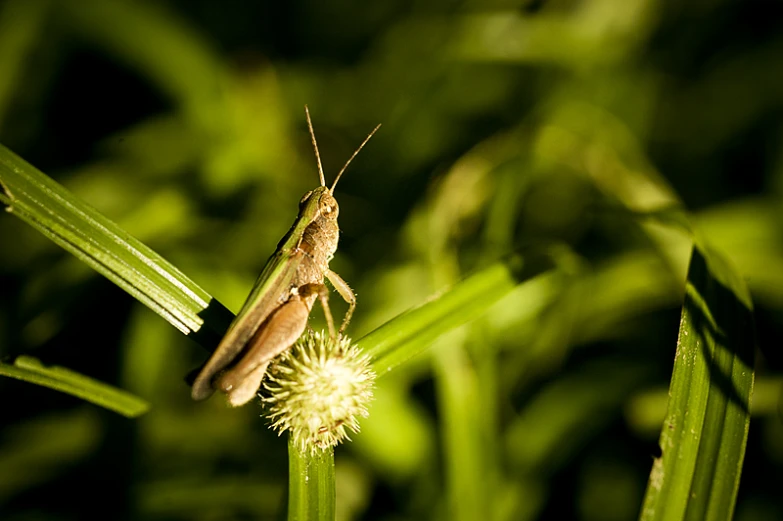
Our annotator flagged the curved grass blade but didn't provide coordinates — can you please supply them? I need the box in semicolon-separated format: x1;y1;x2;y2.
0;356;150;417
639;245;755;521
287;438;334;521
0;143;232;348
359;257;525;375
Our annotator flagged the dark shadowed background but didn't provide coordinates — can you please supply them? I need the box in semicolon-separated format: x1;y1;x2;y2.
1;0;782;520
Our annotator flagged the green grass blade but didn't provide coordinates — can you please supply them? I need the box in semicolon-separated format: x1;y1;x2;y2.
0;143;232;347
639;245;755;521
287;438;335;521
359;258;524;375
0;356;150;417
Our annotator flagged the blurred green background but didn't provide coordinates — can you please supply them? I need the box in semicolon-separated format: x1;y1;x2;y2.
1;0;782;519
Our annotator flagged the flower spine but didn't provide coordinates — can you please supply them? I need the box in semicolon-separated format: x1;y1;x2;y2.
262;330;375;453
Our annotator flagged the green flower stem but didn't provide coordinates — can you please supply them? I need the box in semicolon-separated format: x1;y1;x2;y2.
287;437;335;521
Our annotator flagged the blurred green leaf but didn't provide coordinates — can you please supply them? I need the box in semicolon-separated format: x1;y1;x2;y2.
0;356;149;417
695;199;783;307
639;245;755;521
136;478;283;518
452;1;656;66
0;0;49;126
433;327;490;521
351;376;435;481
0;410;101;502
507;359;653;476
59;0;226;129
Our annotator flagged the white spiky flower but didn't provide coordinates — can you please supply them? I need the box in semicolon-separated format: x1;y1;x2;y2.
262;330;375;454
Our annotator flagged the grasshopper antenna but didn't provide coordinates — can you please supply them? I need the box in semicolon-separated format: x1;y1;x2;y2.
305;105;326;187
330;123;382;194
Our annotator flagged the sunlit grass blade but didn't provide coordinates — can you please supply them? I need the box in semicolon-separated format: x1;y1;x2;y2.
639;245;755;521
287;438;334;521
358;258;524;375
0;143;232;347
0;356;150;417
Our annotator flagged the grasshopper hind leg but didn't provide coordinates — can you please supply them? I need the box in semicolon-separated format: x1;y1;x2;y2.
220;360;272;407
216;294;312;407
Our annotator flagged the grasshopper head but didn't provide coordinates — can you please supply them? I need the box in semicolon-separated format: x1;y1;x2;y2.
300;185;339;221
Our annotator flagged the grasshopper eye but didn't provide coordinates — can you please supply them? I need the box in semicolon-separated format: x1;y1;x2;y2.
299;191;313;206
320;193;338;217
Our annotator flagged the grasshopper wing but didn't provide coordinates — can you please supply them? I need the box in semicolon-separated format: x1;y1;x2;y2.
191;250;303;400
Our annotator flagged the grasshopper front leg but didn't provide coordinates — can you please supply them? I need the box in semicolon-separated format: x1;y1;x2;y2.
326;269;356;334
309;283;336;339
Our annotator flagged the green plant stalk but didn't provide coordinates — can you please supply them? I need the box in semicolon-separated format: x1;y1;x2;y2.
433;328;488;521
288;438;335;521
639;245;754;521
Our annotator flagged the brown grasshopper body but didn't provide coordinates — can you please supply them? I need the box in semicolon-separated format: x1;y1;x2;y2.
191;108;379;407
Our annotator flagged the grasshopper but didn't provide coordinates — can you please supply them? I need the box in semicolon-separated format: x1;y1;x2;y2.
191;107;380;407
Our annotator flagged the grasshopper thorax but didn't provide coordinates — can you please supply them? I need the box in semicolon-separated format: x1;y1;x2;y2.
296;185;341;271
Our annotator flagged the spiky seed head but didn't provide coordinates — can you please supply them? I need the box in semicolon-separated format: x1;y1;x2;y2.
262;330;375;454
